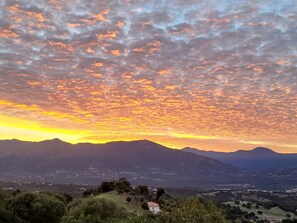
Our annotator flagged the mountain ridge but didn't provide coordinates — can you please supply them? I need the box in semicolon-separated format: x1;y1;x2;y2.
0;139;245;186
182;147;297;171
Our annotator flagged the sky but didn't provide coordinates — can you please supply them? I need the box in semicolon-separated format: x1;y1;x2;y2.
0;0;297;152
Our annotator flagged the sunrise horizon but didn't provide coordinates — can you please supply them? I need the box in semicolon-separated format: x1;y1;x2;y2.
1;0;296;154
1;1;297;221
1;135;296;154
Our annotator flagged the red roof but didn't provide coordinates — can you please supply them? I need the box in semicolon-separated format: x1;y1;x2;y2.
147;202;159;207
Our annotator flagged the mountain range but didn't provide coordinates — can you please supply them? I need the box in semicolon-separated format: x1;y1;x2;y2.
182;147;297;171
0;139;296;188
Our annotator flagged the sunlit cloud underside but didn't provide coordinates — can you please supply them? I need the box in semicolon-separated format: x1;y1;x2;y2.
0;0;297;152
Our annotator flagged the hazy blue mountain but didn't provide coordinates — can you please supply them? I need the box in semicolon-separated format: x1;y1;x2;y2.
182;147;297;171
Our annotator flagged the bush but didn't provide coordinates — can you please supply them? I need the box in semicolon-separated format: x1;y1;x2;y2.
135;186;148;196
6;192;66;223
141;202;149;210
61;197;127;223
156;188;165;199
100;182;113;193
0;208;21;223
140;196;145;202
126;197;132;202
157;197;227;223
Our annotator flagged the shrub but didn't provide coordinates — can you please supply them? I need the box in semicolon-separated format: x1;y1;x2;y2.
156;188;165;199
6;192;66;223
101;181;113;193
61;197;127;223
141;202;149;210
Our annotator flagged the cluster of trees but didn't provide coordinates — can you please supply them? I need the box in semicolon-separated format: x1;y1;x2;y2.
105;197;227;223
61;197;127;223
242;191;297;214
83;178;133;196
0;191;70;223
222;205;258;222
0;178;228;223
221;201;297;223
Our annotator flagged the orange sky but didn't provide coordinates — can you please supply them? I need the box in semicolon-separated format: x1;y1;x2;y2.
0;0;297;153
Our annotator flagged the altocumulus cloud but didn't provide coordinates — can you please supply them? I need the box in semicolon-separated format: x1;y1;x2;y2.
0;0;296;152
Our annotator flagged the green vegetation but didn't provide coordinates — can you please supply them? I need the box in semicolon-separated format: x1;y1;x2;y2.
61;196;127;223
224;200;295;222
0;179;228;223
0;191;68;223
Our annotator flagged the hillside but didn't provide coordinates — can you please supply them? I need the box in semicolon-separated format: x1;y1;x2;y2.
0;139;244;186
0;178;228;223
182;147;297;171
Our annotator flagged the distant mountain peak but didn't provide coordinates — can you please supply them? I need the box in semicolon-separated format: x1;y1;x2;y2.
251;147;277;154
41;138;68;144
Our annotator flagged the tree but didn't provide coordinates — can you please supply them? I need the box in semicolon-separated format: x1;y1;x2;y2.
157;197;227;223
156;188;165;199
6;192;66;223
0;208;21;223
135;185;148;196
141;202;149;210
101;181;113;193
61;197;128;223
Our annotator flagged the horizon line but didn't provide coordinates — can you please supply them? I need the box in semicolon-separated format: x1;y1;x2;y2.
2;137;296;154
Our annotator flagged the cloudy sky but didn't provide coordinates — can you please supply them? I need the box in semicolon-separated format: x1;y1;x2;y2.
0;0;296;152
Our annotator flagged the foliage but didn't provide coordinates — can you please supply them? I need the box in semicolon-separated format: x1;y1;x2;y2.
0;179;229;223
105;214;156;223
0;208;21;223
101;182;113;193
61;197;128;223
141;202;149;210
157;197;227;223
156;188;165;200
135;185;149;196
5;192;66;223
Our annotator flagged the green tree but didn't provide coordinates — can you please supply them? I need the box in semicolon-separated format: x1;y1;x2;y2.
101;182;113;193
61;197;127;223
135;186;148;196
6;192;66;223
156;188;165;199
141;202;149;210
157;197;227;223
0;208;21;223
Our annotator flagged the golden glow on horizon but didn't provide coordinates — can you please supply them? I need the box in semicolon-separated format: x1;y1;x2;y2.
1;0;297;153
0;115;89;143
1;113;297;153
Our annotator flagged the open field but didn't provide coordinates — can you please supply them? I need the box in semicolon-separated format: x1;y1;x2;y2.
225;201;295;222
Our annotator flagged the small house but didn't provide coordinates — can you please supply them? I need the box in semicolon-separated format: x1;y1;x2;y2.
147;202;160;214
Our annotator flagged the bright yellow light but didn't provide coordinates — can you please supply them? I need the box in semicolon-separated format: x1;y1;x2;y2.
0;115;88;143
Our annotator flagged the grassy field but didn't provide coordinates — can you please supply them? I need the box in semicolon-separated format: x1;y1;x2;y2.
94;191;146;215
225;201;294;221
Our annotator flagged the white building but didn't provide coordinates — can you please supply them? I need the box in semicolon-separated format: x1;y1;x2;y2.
148;202;161;214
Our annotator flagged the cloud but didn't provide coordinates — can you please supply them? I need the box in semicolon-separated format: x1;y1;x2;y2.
0;0;296;152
